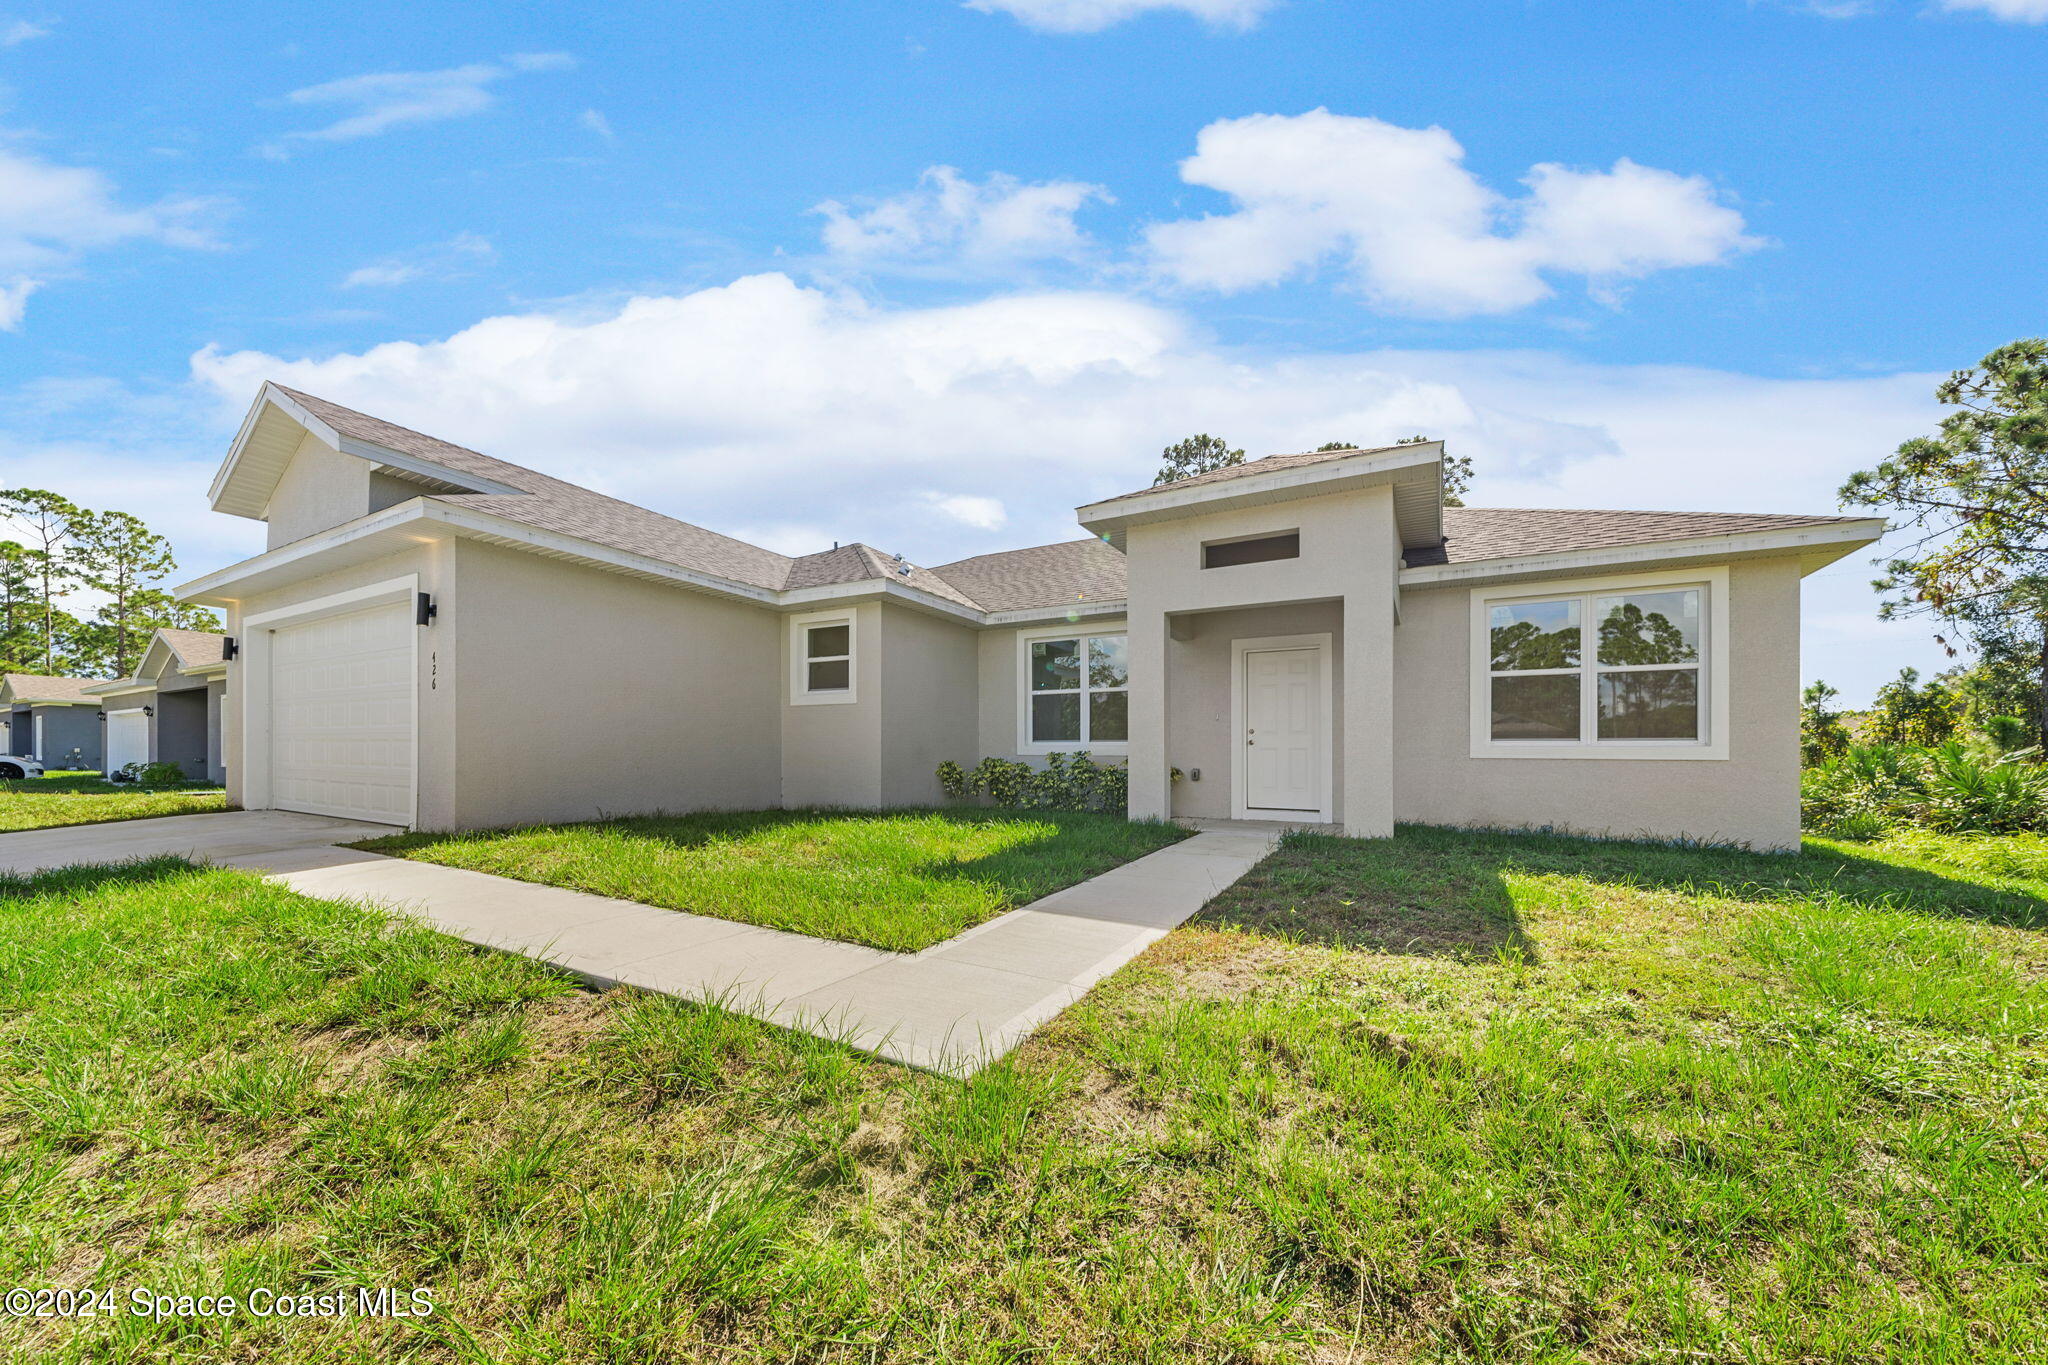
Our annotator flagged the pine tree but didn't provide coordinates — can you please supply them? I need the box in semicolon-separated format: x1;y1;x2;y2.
71;509;177;678
1153;434;1245;486
0;490;84;674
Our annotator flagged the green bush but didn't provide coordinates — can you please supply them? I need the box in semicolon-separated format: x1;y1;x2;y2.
1802;739;2047;837
117;760;191;788
939;752;1130;814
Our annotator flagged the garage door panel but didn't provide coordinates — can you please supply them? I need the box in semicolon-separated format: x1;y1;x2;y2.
269;601;415;825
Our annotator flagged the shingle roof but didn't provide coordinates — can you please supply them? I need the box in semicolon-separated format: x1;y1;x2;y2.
930;539;1128;612
158;629;226;669
1091;445;1415;506
1;673;101;703
1405;507;1873;567
786;543;982;609
275;386;796;593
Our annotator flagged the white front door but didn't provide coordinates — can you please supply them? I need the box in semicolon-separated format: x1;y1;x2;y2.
106;708;150;775
1243;647;1323;814
268;600;416;825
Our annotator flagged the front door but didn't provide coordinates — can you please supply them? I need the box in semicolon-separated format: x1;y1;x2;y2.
1242;647;1322;814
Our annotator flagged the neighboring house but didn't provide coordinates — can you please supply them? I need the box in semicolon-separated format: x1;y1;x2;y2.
83;630;230;781
177;383;1884;849
0;674;105;770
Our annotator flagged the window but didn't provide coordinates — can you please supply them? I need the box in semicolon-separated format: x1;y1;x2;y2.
1472;571;1724;759
790;611;856;705
1022;631;1128;748
1203;531;1300;569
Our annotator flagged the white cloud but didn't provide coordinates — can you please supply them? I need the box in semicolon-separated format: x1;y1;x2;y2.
0;141;221;328
1941;0;2048;19
342;232;494;288
579;108;614;139
1;18;47;45
1145;111;1760;316
260;52;574;158
815;166;1110;271
175;270;1944;700
965;0;1277;32
922;492;1008;530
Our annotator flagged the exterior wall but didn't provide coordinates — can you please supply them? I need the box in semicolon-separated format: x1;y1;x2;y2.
1124;485;1399;835
1391;555;1803;850
205;679;226;783
222;541;455;826
2;706;23;756
153;681;210;780
973;615;1132;764
368;472;421;515
264;432;373;550
878;604;979;805
781;601;883;807
450;539;782;828
29;705;101;769
1161;601;1345;821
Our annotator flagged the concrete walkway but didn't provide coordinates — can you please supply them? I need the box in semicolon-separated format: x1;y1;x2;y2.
0;809;1280;1076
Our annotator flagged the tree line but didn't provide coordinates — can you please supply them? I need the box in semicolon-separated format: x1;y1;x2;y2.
0;489;220;681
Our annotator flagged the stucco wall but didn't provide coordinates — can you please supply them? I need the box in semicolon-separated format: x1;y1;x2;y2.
222;541;454;825
781;601;882;808
28;705;101;769
1391;555;1803;850
3;707;24;756
879;604;979;805
973;616;1131;765
451;539;782;827
154;684;211;780
205;679;226;783
264;432;374;550
1161;601;1345;821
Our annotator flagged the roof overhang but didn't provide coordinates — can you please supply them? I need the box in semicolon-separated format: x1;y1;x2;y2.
1397;517;1888;590
83;679;153;698
208;383;525;521
1075;443;1446;553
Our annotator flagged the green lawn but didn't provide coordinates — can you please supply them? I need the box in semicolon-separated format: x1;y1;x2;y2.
2;826;2043;1362
0;771;227;832
355;807;1189;952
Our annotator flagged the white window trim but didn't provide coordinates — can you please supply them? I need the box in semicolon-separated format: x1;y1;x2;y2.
240;573;421;826
1229;632;1334;822
790;609;857;706
1468;565;1730;761
1015;623;1130;755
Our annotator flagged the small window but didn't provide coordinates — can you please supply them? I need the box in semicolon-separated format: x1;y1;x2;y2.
1024;632;1128;748
1202;532;1300;569
791;613;856;704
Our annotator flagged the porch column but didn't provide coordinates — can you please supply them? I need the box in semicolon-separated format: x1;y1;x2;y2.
1340;488;1397;838
1126;607;1171;822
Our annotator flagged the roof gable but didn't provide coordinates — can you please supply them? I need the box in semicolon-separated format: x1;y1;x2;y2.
0;673;101;704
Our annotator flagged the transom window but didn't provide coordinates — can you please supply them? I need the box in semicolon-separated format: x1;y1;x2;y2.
1025;632;1128;747
1486;584;1704;746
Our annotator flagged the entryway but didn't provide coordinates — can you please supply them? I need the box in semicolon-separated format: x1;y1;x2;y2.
1232;633;1333;822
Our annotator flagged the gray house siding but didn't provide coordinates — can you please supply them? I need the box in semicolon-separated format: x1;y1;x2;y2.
27;705;102;770
154;683;211;780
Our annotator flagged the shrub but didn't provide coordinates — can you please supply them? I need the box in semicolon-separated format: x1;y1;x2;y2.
935;760;968;801
940;752;1130;814
133;761;190;787
1920;741;2048;835
1983;715;2035;753
1800;681;1852;765
1802;739;2048;837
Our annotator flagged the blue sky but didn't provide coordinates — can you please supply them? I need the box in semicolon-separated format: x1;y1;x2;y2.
1;0;2041;701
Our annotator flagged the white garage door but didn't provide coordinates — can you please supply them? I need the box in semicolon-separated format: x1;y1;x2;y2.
105;708;149;775
269;601;415;824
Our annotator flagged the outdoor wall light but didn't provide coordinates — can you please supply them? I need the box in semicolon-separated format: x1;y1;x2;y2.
416;592;438;626
142;705;154;718
96;711;105;722
222;636;239;660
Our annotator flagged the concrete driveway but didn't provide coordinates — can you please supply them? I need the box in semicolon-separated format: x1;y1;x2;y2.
0;810;402;879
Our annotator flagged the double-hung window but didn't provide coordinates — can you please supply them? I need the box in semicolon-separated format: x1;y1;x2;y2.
790;611;856;705
1472;570;1725;758
1022;630;1128;750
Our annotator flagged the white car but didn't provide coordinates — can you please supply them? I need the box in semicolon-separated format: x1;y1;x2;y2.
0;755;47;781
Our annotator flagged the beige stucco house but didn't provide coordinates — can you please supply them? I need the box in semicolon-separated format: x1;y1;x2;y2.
177;383;1884;850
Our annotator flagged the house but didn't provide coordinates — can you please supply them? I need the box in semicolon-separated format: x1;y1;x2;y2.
176;383;1885;850
83;630;230;781
0;673;104;770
